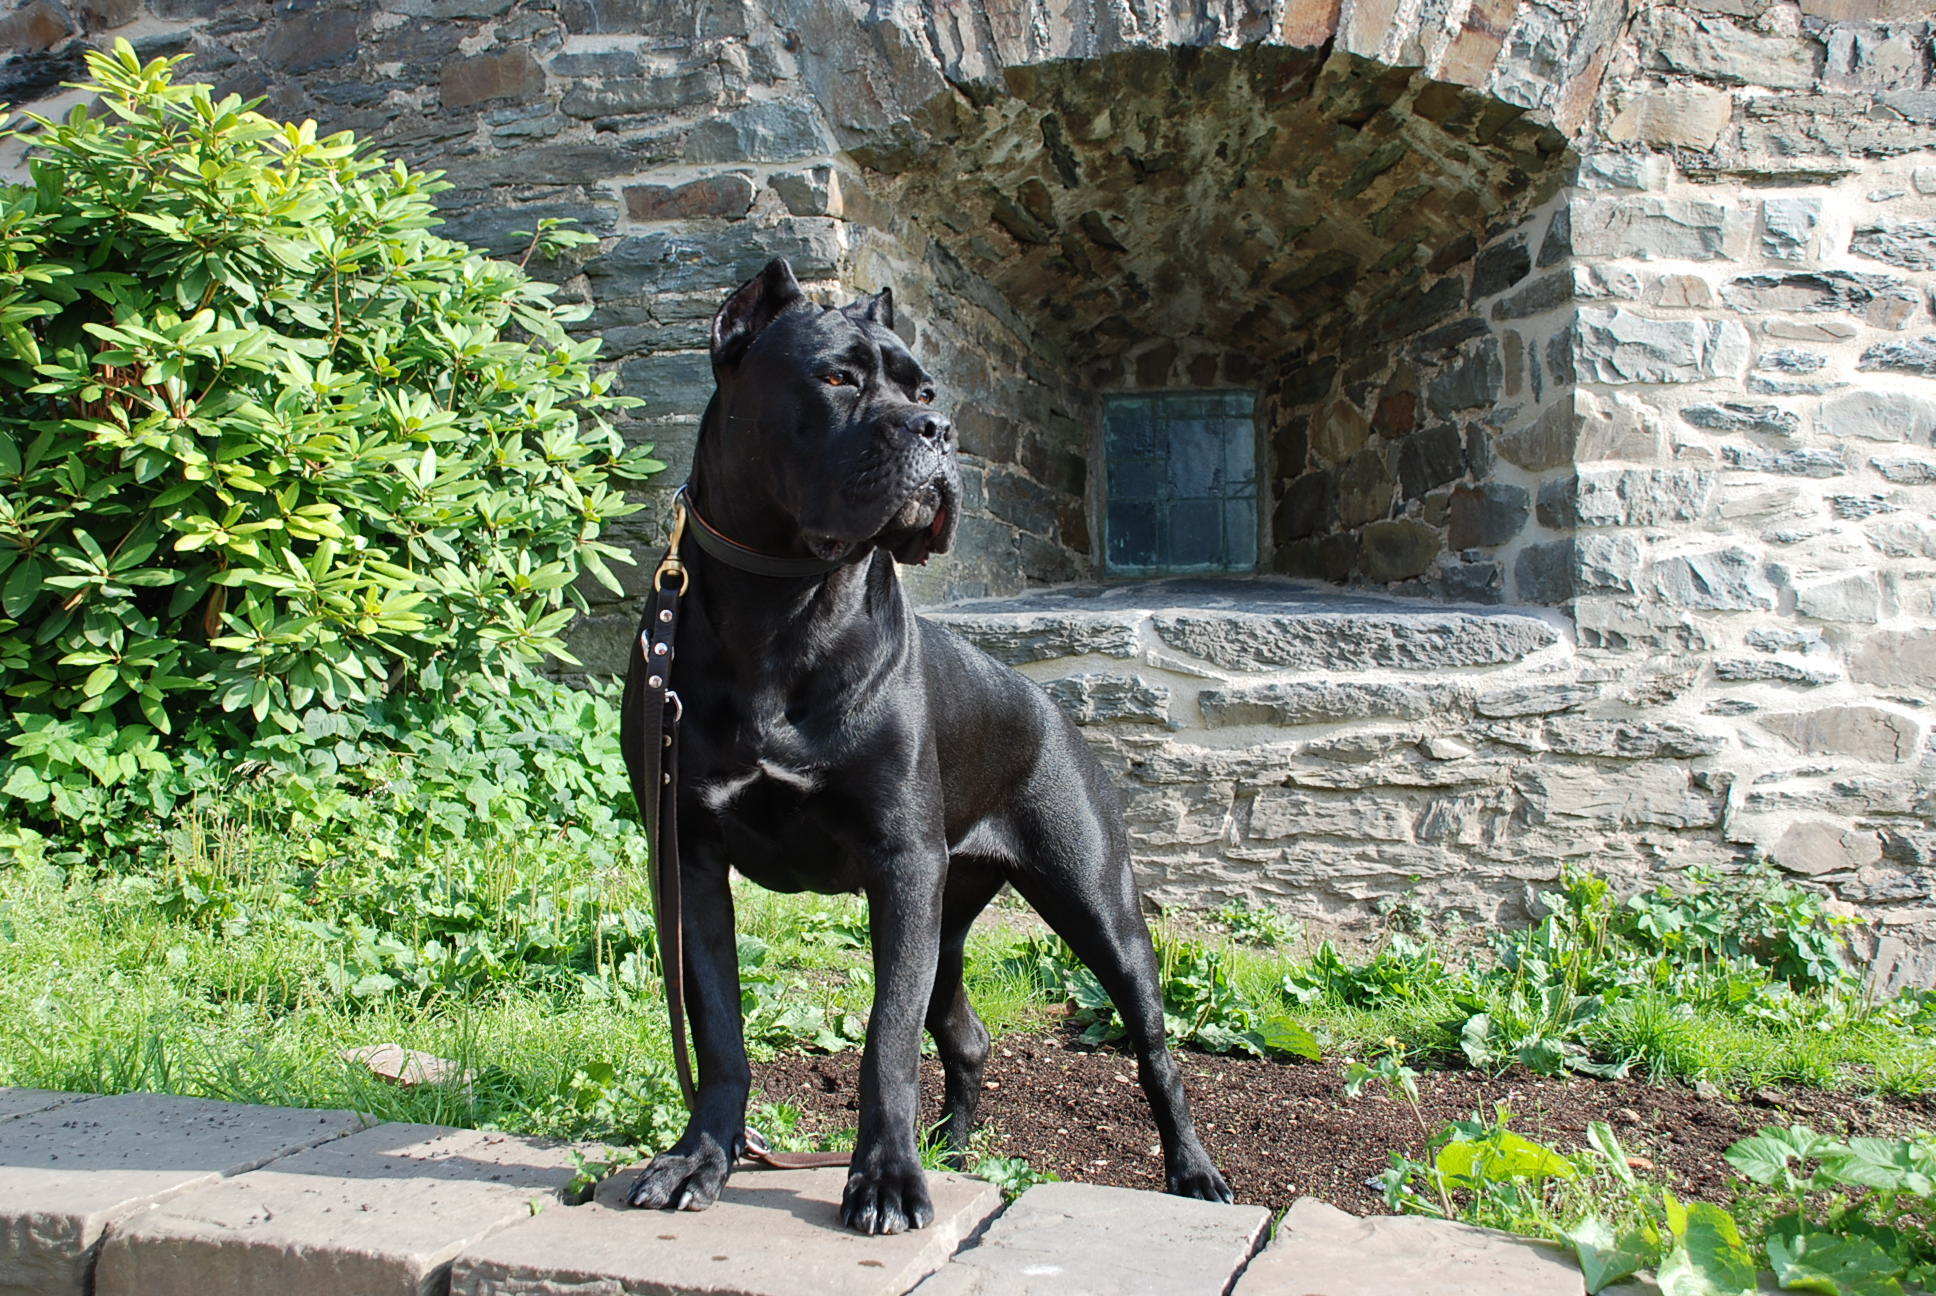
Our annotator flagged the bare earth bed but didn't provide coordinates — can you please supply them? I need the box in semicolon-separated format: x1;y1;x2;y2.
752;1027;1936;1219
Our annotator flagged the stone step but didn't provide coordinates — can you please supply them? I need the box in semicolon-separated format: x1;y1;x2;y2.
927;577;1565;674
95;1122;583;1296
0;1089;93;1123
0;1091;365;1296
1234;1198;1587;1295
448;1166;1002;1296
913;1181;1270;1296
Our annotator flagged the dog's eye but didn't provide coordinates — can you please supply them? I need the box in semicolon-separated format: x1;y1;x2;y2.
822;372;855;388
917;388;936;404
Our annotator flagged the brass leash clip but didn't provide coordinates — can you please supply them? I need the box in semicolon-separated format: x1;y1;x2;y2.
654;491;690;595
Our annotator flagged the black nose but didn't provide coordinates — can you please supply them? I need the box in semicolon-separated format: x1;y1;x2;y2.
908;411;953;443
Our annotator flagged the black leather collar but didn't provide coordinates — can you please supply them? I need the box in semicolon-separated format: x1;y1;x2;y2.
680;488;852;578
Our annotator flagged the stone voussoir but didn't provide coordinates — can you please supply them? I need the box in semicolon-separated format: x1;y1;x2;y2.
915;1181;1269;1296
95;1123;584;1296
449;1167;1001;1296
0;1093;365;1296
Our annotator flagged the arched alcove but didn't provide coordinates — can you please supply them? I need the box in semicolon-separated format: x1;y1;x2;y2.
841;43;1578;606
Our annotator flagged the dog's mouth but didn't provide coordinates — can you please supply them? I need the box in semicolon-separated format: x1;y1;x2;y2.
880;473;958;566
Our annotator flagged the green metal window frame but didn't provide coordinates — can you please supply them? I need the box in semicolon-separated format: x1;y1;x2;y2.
1102;390;1259;576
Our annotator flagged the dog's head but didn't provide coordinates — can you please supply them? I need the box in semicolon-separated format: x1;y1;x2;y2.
694;257;960;567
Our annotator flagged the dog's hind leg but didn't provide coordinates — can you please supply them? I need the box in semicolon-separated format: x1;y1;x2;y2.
1007;790;1234;1204
926;863;1003;1166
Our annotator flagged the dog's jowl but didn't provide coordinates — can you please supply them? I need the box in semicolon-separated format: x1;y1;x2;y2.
620;257;1232;1235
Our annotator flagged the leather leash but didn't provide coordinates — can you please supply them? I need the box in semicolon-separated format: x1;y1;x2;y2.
635;489;851;1172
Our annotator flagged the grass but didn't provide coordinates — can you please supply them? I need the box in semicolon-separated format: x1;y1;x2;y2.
1;804;1931;1166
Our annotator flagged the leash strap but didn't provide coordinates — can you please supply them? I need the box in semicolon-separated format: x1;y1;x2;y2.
635;491;851;1172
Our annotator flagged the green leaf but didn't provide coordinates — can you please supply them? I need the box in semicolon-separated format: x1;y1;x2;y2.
1658;1196;1756;1296
1766;1219;1903;1296
1564;1216;1656;1295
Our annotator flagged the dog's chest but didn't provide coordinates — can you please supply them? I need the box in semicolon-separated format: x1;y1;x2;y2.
689;697;823;818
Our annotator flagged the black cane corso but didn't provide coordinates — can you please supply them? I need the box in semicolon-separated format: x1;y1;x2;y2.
619;257;1231;1235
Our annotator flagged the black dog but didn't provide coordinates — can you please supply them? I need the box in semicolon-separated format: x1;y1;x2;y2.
620;258;1231;1234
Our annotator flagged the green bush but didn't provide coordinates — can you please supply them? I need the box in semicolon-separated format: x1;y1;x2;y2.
0;43;659;854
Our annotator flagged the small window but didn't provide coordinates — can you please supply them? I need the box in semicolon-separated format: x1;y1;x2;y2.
1102;391;1258;575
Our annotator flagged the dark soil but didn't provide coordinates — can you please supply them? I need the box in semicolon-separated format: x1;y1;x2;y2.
751;1026;1935;1219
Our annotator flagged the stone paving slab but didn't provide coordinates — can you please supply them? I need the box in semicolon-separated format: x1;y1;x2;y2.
915;1181;1270;1296
96;1122;582;1296
0;1091;363;1296
449;1166;1002;1296
0;1089;94;1123
1234;1198;1585;1295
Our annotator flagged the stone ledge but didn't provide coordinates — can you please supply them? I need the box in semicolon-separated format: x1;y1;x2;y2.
926;578;1567;674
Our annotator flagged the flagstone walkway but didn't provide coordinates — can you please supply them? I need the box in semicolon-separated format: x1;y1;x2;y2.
0;1087;1737;1294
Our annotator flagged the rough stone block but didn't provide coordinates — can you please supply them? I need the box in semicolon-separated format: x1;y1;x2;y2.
1571;197;1749;261
1772;821;1885;877
1538;469;1714;529
450;1168;1000;1296
919;1182;1267;1296
1722;272;1918;324
1236;1198;1584;1296
1605;83;1733;151
1152;608;1559;672
1680;402;1801;436
624;175;757;221
1446;483;1529;549
0;1090;92;1123
1199;680;1469;728
0;1094;362;1296
1248;788;1412;841
1843;627;1936;685
1794;574;1881;623
1643;8;1817;89
1649;549;1775;611
1359;519;1441;582
1761;706;1921;762
1043;673;1170;725
97;1124;580;1296
442;48;545;109
1817;390;1936;444
926;610;1142;664
1573;309;1749;384
584;223;843;297
1761;197;1820;261
1857;336;1936;377
1851;220;1936;271
685;101;833;164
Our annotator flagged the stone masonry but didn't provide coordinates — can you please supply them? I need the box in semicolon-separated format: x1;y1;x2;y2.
1;0;1932;969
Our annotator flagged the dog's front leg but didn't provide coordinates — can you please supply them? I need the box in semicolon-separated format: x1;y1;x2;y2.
627;859;748;1212
844;852;945;1235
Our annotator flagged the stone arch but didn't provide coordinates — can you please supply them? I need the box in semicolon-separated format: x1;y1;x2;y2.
823;38;1581;603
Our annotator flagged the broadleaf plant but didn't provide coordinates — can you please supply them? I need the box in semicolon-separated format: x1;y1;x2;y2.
0;42;660;856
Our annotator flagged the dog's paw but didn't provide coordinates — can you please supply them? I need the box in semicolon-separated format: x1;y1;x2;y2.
626;1134;733;1212
841;1154;934;1235
1167;1161;1235;1205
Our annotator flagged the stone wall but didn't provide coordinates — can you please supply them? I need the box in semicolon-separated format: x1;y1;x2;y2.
2;0;1934;971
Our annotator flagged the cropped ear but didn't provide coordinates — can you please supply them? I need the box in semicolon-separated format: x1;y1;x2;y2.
847;286;893;332
712;258;804;368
